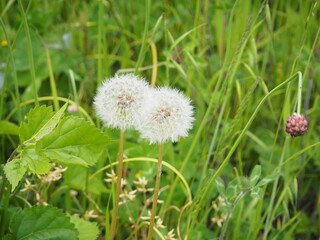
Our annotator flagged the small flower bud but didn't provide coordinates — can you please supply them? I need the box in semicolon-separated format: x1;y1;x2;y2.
68;105;78;113
285;113;308;137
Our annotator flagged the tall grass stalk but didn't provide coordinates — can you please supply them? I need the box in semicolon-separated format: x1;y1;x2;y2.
44;47;59;111
0;19;21;121
134;0;150;74
17;0;38;105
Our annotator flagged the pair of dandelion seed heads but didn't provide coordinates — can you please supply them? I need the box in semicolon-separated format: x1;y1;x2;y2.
94;74;194;144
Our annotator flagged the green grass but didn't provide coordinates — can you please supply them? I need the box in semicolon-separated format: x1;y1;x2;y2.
0;0;319;239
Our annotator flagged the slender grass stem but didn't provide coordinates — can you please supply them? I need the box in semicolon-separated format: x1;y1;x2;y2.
148;40;158;87
296;71;302;114
147;144;163;240
134;0;150;73
18;0;38;105
110;130;125;240
44;47;59;111
0;19;21;121
262;136;290;240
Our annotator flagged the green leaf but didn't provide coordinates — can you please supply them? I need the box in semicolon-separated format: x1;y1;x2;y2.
3;234;14;240
250;187;263;199
249;165;261;186
226;178;240;199
70;216;99;240
20;104;67;143
0;121;19;135
9;205;78;240
4;159;28;190
21;146;51;174
36;116;110;166
214;177;226;197
256;172;281;188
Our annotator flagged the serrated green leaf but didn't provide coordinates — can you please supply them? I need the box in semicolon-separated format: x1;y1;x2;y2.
31;103;68;142
256;172;280;188
36;116;110;166
9;205;78;240
22;146;51;174
249;165;261;187
19;105;55;142
0;121;19;135
226;178;240;199
70;216;99;240
20;104;67;144
250;187;263;199
214;177;226;197
4;158;28;190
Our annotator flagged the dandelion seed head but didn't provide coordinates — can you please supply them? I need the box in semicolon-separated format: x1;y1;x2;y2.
94;74;149;130
137;87;194;144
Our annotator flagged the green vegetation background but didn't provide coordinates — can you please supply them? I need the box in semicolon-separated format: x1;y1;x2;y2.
0;0;319;239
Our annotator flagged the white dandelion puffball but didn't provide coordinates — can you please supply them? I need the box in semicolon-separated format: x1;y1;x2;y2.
137;87;194;144
94;74;150;130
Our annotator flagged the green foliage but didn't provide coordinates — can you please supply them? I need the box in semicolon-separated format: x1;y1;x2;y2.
0;121;19;135
255;172;281;188
249;165;261;187
21;146;51;174
3;158;28;190
7;205;78;240
4;104;110;191
1;0;319;239
36;116;110;166
64;165;109;194
70;216;100;240
20;104;67;143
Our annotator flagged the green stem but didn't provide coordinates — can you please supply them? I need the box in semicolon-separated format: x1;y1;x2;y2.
110;130;125;240
0;18;21;121
296;71;302;114
97;1;104;84
262;136;290;240
18;0;38;105
134;0;150;73
219;191;246;240
147;144;163;240
44;46;59;111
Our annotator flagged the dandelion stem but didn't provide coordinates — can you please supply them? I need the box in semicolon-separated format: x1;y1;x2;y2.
147;144;163;240
110;130;125;240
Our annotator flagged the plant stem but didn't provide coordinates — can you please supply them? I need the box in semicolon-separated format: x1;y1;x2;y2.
296;71;302;115
18;0;38;105
147;144;163;240
134;0;150;74
219;191;246;240
44;46;59;111
110;130;125;240
262;136;290;240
